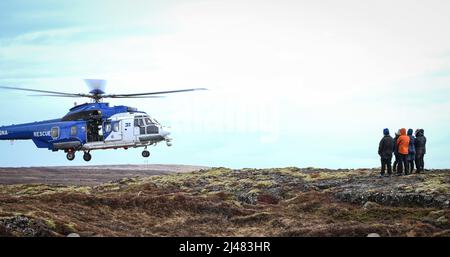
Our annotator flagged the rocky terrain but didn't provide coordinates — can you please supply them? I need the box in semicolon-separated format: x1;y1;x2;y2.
0;166;449;237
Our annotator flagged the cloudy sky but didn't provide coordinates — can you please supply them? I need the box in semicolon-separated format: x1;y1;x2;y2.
0;0;449;168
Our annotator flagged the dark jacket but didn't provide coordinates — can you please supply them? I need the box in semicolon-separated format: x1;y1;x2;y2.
415;130;427;155
379;135;395;159
393;134;400;155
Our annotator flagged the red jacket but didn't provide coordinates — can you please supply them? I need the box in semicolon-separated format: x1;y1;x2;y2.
397;128;410;155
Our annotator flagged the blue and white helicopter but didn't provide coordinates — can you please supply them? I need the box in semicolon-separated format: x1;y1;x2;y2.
0;80;206;161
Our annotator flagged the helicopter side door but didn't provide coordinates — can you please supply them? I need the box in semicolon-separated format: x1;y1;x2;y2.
104;120;122;142
121;118;135;143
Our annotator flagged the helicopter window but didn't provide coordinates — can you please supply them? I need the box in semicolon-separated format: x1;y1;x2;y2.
147;126;159;134
70;126;77;136
51;127;59;139
104;122;112;133
62;110;102;121
134;118;144;127
144;118;153;125
113;123;119;132
140;126;146;135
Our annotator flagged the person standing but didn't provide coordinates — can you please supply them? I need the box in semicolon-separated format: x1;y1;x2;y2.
378;128;395;177
392;130;401;173
396;128;410;175
415;129;427;173
407;129;416;173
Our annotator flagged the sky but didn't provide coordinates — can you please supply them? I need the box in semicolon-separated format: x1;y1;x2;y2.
0;0;450;168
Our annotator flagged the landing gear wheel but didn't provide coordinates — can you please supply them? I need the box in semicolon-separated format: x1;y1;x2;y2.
67;152;75;161
83;152;92;162
142;150;150;158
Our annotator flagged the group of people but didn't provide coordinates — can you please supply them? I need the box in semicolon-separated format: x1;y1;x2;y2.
378;128;427;177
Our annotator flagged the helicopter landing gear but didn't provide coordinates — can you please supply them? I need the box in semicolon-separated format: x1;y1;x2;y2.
142;150;150;158
66;152;75;161
83;152;92;162
165;137;173;147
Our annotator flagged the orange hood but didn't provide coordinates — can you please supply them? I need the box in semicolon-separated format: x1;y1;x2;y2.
400;128;407;136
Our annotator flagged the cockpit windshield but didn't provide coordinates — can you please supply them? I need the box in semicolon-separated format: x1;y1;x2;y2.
134;115;160;135
146;116;159;125
144;118;153;125
135;115;160;126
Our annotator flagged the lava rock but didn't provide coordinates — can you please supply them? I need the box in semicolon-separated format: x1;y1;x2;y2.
436;216;448;226
0;215;53;237
363;201;380;210
237;191;259;205
428;210;445;218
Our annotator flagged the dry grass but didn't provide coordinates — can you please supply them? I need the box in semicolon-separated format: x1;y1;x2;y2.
0;167;449;237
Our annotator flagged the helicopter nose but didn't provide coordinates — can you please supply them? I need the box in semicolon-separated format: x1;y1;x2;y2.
160;128;171;138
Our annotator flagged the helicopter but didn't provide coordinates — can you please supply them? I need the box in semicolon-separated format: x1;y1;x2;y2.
0;80;206;161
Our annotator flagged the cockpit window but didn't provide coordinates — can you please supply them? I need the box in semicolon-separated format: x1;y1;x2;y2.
146;126;159;134
113;123;119;132
145;118;153;125
134;118;144;127
134;115;160;135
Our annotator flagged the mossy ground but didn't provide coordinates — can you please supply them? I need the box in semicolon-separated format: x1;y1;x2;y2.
0;167;448;237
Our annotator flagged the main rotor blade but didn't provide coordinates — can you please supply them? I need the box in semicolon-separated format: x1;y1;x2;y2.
0;86;86;97
104;88;207;98
31;94;164;99
105;95;166;98
29;94;93;98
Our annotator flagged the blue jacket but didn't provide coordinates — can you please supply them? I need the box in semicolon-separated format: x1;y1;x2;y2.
408;135;416;161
